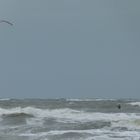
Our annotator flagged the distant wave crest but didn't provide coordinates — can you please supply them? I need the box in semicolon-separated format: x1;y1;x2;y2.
0;98;11;101
127;102;140;106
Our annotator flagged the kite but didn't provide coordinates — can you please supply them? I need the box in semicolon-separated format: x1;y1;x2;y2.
0;20;13;26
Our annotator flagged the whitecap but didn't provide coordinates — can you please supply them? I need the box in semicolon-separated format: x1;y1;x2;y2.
66;98;117;102
0;98;11;101
127;102;140;106
19;129;140;140
1;107;140;131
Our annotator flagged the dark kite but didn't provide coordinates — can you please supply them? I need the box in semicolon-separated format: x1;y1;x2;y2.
0;20;13;26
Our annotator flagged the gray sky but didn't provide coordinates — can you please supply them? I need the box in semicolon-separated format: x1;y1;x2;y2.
0;0;140;99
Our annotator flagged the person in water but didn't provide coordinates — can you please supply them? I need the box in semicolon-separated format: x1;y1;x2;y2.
117;104;121;109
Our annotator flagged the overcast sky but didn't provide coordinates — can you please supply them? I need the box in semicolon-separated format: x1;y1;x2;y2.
0;0;140;99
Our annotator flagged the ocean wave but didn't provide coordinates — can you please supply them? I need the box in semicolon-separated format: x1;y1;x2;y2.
0;98;11;101
0;107;37;117
0;107;140;128
0;106;140;139
2;112;34;118
19;129;140;140
127;102;140;106
19;129;108;137
66;98;117;102
0;107;140;121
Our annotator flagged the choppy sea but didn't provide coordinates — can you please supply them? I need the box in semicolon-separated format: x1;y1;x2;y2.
0;98;140;140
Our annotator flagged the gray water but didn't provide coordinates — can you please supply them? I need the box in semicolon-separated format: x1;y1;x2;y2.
0;98;140;140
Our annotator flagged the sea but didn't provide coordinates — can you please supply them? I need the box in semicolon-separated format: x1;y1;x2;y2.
0;98;140;140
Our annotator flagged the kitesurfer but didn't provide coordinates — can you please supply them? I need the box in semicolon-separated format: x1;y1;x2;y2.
117;104;121;109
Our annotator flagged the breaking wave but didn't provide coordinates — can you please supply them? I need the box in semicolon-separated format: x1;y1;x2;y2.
127;102;140;107
0;98;140;140
0;98;11;101
66;98;117;101
0;107;140;130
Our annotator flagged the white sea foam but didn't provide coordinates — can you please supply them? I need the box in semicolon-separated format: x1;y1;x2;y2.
0;107;139;122
1;106;140;140
0;98;11;101
19;129;113;137
66;98;116;101
19;129;140;140
66;99;95;101
127;102;140;106
0;107;140;130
